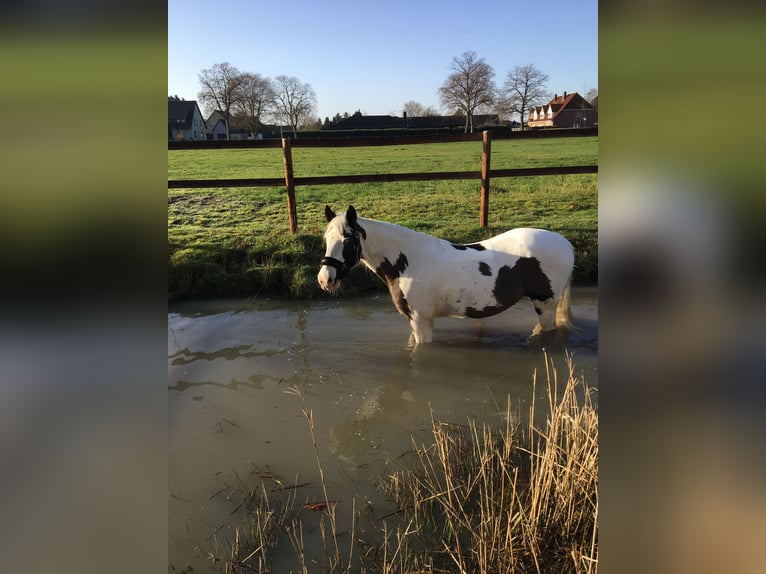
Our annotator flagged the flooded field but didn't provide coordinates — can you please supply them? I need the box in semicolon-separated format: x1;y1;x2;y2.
168;288;597;572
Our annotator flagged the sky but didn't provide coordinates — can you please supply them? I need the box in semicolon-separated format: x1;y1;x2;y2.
168;0;597;122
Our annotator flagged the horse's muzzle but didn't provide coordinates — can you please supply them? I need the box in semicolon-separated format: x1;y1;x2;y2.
320;279;341;293
317;267;341;292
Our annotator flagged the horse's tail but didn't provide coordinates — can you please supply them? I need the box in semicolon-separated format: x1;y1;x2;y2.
555;278;579;332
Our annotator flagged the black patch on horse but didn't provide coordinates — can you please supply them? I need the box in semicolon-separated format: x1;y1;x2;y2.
451;242;487;251
341;231;362;268
496;257;554;304
478;262;492;276
464;257;553;319
376;252;411;319
376;252;408;280
390;287;411;319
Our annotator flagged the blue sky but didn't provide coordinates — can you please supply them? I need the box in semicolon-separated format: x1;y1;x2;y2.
168;0;597;121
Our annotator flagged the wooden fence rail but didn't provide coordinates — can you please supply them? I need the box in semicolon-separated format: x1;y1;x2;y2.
166;165;598;189
168;130;598;233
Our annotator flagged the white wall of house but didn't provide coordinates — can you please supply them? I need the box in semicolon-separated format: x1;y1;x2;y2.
169;104;206;141
190;110;205;140
209;120;228;140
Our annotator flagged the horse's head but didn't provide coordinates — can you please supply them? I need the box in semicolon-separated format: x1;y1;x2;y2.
318;204;367;292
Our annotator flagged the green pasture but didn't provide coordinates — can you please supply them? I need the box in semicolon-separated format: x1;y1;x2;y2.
168;136;598;299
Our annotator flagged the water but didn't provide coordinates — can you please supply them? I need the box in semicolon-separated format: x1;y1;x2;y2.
168;289;597;572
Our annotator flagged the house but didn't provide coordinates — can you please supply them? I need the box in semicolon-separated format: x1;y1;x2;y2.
168;100;206;141
205;110;228;140
405;113;500;130
229;128;255;141
328;113;404;130
325;112;500;132
527;92;598;129
258;124;290;139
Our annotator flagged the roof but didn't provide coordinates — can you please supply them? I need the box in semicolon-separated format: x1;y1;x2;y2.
329;115;405;130
407;114;499;128
205;110;228;134
205;110;227;125
259;124;290;137
326;113;500;131
168;100;202;129
528;92;595;125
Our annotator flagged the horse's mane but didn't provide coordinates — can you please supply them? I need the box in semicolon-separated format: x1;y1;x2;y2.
358;216;442;242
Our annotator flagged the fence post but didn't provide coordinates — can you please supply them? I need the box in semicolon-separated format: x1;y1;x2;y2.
480;130;491;227
282;137;298;234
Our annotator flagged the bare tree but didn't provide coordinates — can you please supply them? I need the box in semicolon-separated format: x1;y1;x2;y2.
402;100;439;117
234;73;276;136
197;62;244;139
302;117;323;131
500;64;549;131
272;75;317;138
585;87;598;108
438;51;496;133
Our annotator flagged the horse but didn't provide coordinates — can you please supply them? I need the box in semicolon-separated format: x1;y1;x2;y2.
318;205;576;344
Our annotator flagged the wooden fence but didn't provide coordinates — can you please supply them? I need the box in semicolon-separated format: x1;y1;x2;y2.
168;130;598;233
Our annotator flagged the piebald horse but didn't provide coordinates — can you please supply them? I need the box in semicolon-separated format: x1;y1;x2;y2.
318;205;576;344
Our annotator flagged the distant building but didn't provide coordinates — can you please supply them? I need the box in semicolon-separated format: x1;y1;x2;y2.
229;128;255;141
205;110;228;140
168;100;206;141
258;124;289;139
527;92;598;129
325;112;501;132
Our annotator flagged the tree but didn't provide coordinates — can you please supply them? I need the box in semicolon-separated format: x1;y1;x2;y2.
402;100;439;117
585;87;598;108
302;117;322;131
500;64;549;131
234;72;275;136
438;51;496;133
272;75;317;138
197;62;244;139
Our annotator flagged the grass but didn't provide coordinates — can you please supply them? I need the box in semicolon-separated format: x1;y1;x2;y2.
205;354;598;573
168;137;597;299
167;137;597;180
377;355;598;573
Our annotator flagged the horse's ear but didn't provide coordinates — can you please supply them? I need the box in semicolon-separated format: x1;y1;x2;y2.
325;205;335;222
346;205;366;239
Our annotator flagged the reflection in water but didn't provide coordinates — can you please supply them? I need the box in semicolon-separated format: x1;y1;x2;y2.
168;290;597;572
168;373;288;393
169;345;280;365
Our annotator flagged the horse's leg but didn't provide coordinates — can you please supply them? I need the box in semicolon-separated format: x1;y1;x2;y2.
531;298;557;336
410;313;434;344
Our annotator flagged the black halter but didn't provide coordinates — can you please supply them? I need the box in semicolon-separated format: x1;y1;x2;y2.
321;230;362;281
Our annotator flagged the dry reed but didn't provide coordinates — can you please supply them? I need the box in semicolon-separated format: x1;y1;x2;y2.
373;352;598;573
211;354;597;573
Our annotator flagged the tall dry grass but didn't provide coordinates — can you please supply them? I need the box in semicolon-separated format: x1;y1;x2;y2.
214;386;357;574
374;353;598;573
212;354;597;573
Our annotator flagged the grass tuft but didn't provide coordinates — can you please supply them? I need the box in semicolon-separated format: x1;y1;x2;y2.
209;355;598;573
372;352;598;573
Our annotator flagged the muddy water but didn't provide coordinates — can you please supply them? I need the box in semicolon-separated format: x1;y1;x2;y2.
168;288;597;572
